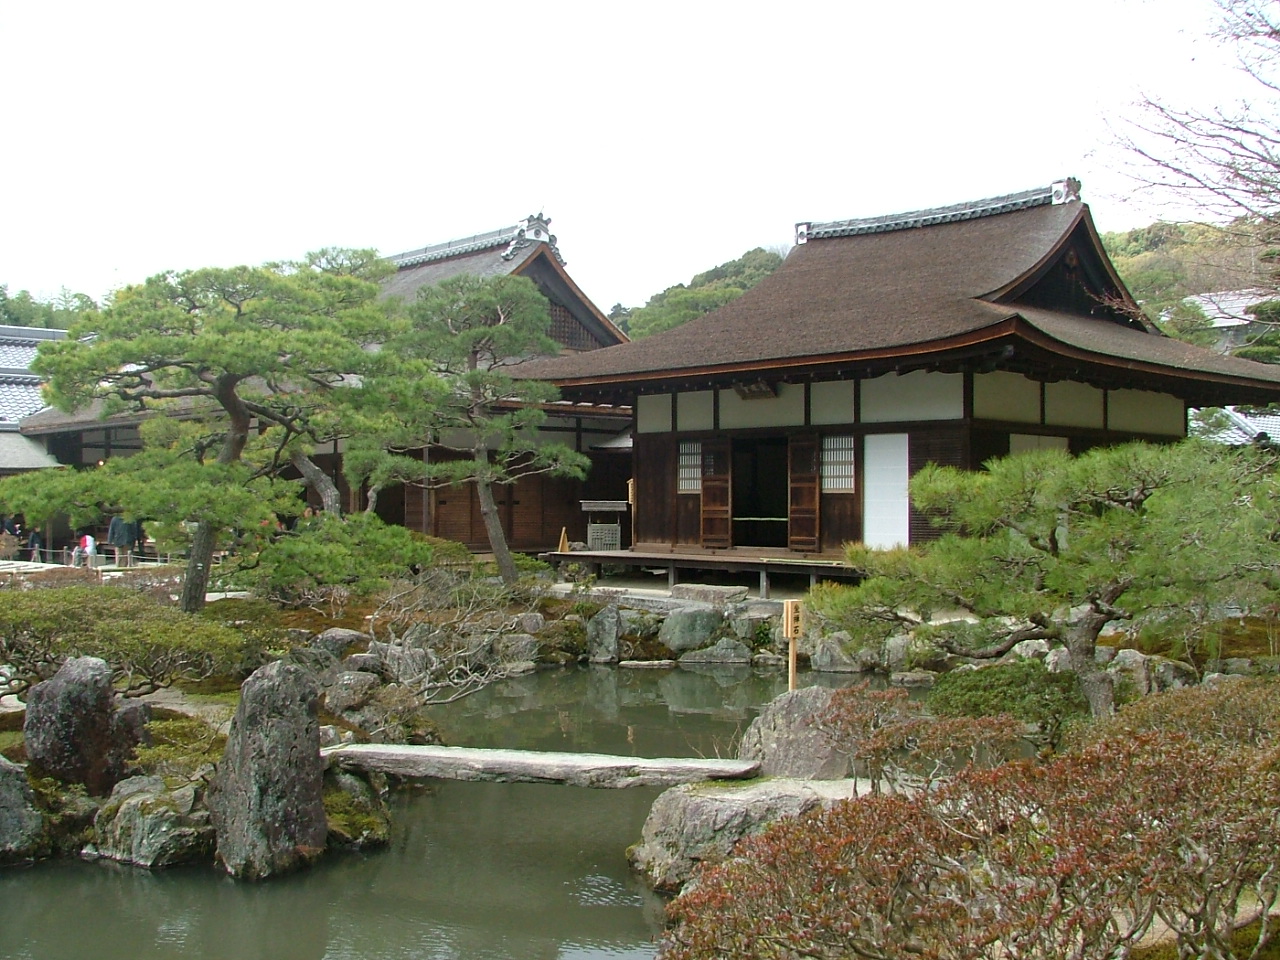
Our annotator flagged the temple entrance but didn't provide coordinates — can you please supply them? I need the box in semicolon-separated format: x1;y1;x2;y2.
731;437;789;547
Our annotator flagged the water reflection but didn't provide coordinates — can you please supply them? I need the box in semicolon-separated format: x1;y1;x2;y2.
0;665;843;960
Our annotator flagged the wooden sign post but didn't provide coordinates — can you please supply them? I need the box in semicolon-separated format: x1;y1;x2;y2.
782;599;803;691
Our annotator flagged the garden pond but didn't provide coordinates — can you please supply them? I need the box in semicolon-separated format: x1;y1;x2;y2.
0;664;854;960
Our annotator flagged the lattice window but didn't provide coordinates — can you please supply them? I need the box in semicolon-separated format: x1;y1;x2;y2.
549;303;603;351
678;441;702;493
822;435;856;493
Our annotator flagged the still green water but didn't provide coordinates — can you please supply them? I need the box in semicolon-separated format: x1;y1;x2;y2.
0;665;839;960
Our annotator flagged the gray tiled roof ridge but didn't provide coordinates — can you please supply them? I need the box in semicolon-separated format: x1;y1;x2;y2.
804;185;1056;239
388;224;522;269
0;325;67;342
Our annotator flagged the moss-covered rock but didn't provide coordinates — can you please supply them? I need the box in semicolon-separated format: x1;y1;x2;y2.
85;775;214;868
0;755;47;864
323;770;390;849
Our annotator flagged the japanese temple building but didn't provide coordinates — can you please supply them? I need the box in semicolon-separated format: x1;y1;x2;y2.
525;181;1280;573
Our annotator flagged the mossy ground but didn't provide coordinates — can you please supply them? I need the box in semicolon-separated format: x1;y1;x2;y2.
1131;920;1279;959
133;714;226;780
1112;616;1280;664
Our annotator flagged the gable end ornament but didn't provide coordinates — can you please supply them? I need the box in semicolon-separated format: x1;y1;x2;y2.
503;213;566;264
1052;178;1082;204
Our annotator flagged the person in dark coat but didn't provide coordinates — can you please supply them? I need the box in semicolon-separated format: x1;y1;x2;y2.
106;515;137;567
26;528;44;563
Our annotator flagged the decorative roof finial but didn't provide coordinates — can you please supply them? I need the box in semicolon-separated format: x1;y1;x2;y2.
1051;178;1082;204
503;213;564;264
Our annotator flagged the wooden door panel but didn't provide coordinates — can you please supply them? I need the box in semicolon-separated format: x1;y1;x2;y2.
701;439;732;548
789;434;820;551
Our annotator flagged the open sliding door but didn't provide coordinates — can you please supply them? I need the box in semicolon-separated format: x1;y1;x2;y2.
700;438;732;548
788;434;820;551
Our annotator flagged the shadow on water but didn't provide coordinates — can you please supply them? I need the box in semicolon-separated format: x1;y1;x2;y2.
0;665;854;960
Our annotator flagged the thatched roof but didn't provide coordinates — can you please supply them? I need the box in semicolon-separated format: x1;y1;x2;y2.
523;185;1280;407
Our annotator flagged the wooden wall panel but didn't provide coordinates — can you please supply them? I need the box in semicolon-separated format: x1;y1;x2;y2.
434;483;478;546
820;495;859;552
634;436;674;544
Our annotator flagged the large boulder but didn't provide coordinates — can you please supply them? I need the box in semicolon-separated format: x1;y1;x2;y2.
810;633;864;673
587;605;622;663
495;633;539;664
313;627;370;659
22;657;150;796
1152;656;1200;691
670;584;749;605
366;639;430;683
207;661;327;880
619;608;662;640
0;755;46;864
87;775;214;869
1109;648;1154;695
322;671;381;713
659;608;724;653
737;686;849;779
630;778;858;892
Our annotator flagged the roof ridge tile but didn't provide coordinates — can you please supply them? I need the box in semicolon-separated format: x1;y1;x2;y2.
799;184;1062;241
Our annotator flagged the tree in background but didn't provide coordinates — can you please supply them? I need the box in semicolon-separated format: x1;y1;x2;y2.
0;284;96;329
809;442;1280;717
14;251;396;612
344;273;587;586
626;247;784;339
1115;1;1280;344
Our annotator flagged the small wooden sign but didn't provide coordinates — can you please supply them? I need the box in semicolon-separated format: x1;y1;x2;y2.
782;599;803;691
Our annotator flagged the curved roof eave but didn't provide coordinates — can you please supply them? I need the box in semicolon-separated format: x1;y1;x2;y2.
549;306;1280;404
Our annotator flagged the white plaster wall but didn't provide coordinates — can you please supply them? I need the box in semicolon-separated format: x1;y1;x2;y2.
718;382;805;429
974;371;1040;423
1108;389;1186;436
676;391;715;431
1009;434;1070;454
1045;381;1104;429
810;380;856;425
863;433;910;549
636;394;673;434
861;371;962;423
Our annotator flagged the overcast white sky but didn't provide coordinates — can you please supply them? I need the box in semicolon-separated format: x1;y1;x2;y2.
0;0;1255;312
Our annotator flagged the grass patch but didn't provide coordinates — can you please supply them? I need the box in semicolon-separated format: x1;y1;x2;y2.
174;675;244;699
0;729;24;762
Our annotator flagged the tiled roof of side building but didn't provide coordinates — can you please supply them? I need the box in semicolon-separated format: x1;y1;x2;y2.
0;432;59;470
0;325;66;371
382;214;564;304
0;377;51;424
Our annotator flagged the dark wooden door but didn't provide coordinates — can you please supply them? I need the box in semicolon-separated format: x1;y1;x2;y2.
700;439;732;548
788;434;820;551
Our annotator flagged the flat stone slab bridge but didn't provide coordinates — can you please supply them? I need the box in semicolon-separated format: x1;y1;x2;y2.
323;743;761;789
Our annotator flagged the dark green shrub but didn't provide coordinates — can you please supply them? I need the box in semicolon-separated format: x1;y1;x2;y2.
0;586;249;696
928;658;1088;752
241;513;461;611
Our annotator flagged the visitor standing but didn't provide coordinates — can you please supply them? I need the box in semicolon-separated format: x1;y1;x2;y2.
70;530;96;568
26;528;44;563
106;515;136;566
